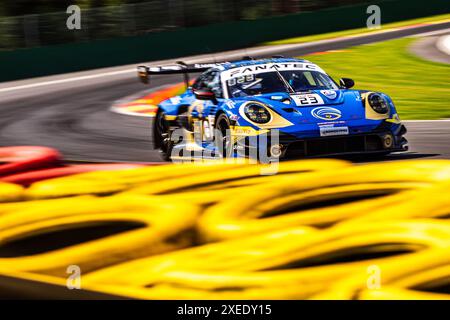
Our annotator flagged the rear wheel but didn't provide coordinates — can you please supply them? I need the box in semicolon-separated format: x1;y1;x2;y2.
214;114;233;158
155;110;173;161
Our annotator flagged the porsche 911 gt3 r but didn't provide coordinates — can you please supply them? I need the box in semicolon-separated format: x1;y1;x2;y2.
138;57;408;161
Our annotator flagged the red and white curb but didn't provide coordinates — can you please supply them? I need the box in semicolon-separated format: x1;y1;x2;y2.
110;83;184;118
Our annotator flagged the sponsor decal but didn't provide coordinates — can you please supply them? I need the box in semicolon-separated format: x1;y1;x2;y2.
225;100;236;109
231;126;269;136
320;90;338;99
319;126;349;137
317;120;346;126
221;63;326;80
311;107;342;121
230;114;240;121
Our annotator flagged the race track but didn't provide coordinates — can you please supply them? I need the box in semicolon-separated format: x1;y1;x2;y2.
0;21;449;162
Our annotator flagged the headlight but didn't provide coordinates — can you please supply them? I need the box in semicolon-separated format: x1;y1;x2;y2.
243;102;272;124
368;93;389;114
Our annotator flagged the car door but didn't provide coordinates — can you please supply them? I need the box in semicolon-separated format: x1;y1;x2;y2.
191;69;223;142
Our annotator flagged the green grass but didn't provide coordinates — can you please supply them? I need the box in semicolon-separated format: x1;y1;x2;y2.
266;13;450;45
303;37;450;119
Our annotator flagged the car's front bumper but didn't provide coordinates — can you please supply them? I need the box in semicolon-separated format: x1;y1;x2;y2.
238;124;408;158
283;123;408;158
283;133;407;158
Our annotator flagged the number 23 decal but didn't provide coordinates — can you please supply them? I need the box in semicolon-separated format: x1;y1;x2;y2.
292;94;324;106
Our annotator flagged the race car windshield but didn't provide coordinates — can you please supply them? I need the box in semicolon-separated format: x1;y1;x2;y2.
227;70;339;98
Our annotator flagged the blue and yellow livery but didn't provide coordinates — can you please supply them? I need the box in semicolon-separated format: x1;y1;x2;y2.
137;58;408;160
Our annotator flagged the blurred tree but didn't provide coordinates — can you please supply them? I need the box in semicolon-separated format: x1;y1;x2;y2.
0;0;378;50
0;1;369;17
0;0;126;16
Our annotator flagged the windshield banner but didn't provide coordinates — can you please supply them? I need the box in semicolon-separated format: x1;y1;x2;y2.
221;63;327;80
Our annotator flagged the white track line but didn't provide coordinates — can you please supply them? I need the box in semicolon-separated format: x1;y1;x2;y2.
412;28;450;37
0;69;135;93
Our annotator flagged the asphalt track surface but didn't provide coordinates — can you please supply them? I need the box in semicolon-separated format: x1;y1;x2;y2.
0;21;449;162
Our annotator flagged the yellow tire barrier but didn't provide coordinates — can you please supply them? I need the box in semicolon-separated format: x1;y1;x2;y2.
338;181;450;226
358;287;450;300
83;219;450;299
24;160;248;199
125;160;351;196
0;182;23;203
0;156;448;299
0;268;125;299
125;159;351;205
83;227;318;284
358;264;450;300
0;194;200;277
197;160;450;242
83;270;333;300
0;196;95;219
313;249;450;300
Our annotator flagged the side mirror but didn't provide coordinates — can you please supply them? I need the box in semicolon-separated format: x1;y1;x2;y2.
193;89;217;104
339;78;354;89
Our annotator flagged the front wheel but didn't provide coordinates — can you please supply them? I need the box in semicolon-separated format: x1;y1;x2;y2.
154;110;173;161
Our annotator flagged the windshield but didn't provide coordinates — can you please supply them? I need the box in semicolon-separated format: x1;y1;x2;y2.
226;70;339;98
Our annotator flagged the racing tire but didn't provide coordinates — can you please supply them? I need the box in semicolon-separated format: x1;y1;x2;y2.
155;110;174;162
214;114;233;158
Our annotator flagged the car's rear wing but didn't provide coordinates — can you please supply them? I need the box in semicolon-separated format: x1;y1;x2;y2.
137;61;223;88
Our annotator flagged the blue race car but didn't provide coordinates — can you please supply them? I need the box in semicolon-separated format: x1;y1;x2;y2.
138;57;408;161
